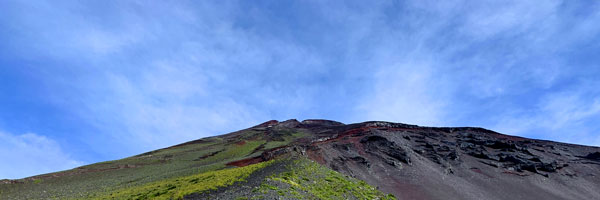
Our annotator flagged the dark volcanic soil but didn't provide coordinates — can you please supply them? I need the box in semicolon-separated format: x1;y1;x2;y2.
183;160;291;200
4;119;598;200
247;120;600;200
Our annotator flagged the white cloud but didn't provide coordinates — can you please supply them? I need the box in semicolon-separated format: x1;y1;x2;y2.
0;131;83;179
355;0;600;141
460;0;561;40
8;1;318;156
72;63;271;153
541;92;600;130
75;28;140;55
357;60;448;126
3;0;600;170
493;88;600;146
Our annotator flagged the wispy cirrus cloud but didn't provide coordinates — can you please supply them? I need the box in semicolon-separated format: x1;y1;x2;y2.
0;1;332;157
1;0;600;180
493;81;600;145
347;1;600;148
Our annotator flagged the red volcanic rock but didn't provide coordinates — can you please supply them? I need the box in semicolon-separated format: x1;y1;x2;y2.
252;120;279;128
232;120;600;200
226;156;264;167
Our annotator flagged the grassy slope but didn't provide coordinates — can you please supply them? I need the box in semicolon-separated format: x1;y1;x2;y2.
0;127;395;200
254;158;396;200
0;128;307;199
94;160;275;199
96;158;395;200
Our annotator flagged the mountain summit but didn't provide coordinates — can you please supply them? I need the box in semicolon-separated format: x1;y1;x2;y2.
2;120;599;199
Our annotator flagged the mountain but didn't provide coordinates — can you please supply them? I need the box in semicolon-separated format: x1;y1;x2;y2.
1;119;599;200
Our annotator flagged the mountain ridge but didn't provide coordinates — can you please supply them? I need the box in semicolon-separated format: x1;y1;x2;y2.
1;119;599;199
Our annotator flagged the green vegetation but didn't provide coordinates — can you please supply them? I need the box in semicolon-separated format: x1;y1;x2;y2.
94;160;274;200
0;129;307;199
198;140;264;165
263;131;307;149
256;159;396;200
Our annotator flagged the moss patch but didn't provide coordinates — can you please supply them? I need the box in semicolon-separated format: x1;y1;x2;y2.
94;160;274;200
257;159;396;200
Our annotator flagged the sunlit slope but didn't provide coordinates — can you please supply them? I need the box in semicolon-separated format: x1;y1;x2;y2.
92;158;395;200
5;119;598;200
0;125;310;199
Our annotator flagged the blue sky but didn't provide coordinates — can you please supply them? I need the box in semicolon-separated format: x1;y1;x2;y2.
1;0;599;179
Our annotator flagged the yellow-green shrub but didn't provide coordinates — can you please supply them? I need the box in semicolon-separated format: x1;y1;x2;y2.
94;160;274;200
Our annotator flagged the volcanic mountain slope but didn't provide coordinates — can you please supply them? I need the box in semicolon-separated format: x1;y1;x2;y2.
1;119;600;200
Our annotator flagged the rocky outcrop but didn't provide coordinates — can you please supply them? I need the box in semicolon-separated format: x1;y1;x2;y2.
161;119;600;200
360;135;411;165
300;119;345;127
291;120;600;200
583;152;600;160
